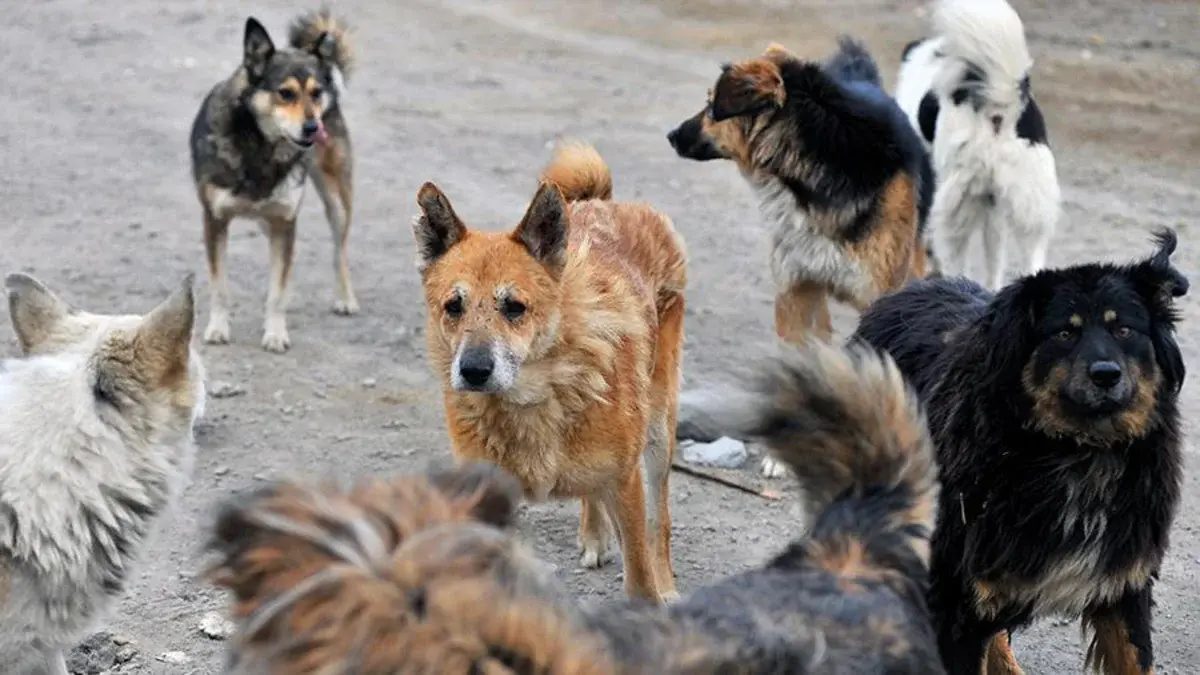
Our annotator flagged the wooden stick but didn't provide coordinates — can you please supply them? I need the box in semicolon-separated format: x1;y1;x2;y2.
671;461;783;501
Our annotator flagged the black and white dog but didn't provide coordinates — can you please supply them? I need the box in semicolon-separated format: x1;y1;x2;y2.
896;0;1060;291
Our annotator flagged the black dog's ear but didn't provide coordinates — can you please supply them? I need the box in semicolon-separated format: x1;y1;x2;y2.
1129;228;1188;393
426;461;523;529
412;182;467;272
972;274;1054;392
243;17;275;81
1133;228;1189;304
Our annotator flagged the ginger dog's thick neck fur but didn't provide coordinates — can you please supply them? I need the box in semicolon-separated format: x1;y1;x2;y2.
413;141;687;602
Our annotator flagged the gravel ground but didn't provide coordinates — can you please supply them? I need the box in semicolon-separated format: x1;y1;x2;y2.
1;0;1197;671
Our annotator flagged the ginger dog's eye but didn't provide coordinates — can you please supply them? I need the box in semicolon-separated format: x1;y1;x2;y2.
444;297;464;318
501;299;526;322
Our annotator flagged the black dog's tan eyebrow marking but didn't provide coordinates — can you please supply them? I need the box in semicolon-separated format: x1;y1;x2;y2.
1103;310;1117;323
1069;314;1083;327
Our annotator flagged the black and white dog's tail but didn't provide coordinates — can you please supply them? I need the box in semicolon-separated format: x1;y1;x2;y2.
932;0;1033;111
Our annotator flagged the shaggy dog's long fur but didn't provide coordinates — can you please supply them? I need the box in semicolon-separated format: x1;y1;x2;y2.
190;9;358;353
207;341;944;674
896;0;1060;291
0;274;206;674
851;230;1188;674
411;141;687;603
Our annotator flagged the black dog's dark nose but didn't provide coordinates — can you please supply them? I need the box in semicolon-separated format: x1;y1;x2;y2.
458;348;494;387
302;119;320;137
1088;361;1123;388
667;127;680;150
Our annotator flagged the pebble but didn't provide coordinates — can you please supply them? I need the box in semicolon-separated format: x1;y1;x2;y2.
199;611;237;640
681;437;747;469
157;651;191;665
209;381;246;398
362;377;377;388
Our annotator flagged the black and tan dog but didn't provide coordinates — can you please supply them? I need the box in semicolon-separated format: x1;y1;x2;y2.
206;342;945;674
668;36;936;346
852;229;1188;674
190;9;357;353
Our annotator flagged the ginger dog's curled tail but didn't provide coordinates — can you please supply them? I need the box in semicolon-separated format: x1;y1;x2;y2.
540;140;613;202
207;462;611;675
720;342;940;572
289;8;356;81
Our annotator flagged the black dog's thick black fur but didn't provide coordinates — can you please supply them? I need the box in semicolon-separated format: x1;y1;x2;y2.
851;230;1188;674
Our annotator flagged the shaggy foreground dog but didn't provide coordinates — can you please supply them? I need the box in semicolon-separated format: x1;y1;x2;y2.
410;141;687;603
190;9;359;353
852;230;1188;674
207;341;944;674
895;0;1060;291
0;274;206;674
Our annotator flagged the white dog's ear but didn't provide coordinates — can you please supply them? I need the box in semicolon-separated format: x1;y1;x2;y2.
136;275;196;373
5;273;73;355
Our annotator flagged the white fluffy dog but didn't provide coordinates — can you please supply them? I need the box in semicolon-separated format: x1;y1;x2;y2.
0;274;206;674
896;0;1061;291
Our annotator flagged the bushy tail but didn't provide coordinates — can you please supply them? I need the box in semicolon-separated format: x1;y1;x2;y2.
823;35;883;87
289;8;356;81
540;140;614;202
207;463;610;675
933;0;1032;107
712;342;939;571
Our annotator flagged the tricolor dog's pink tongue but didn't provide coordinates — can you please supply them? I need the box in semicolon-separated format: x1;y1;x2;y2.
314;120;329;145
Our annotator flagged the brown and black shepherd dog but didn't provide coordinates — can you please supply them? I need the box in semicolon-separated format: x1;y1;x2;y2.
190;9;358;353
406;141;687;603
207;341;945;674
667;36;935;346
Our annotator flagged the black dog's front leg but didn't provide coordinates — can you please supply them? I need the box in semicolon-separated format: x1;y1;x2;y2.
1083;582;1155;674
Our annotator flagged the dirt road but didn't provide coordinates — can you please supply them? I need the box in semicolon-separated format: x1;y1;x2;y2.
2;0;1197;671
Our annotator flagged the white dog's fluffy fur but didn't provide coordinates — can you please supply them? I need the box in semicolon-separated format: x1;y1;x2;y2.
897;0;1061;291
0;274;206;674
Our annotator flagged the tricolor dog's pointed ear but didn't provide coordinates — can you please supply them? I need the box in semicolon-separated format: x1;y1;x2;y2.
413;182;468;272
243;17;275;81
711;58;785;122
512;182;568;276
6;273;74;355
426;461;523;529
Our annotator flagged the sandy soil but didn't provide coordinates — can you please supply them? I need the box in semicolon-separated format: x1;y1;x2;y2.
1;0;1197;672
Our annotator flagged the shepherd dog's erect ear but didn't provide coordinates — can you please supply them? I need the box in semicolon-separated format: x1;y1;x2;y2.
425;461;523;529
710;58;786;122
243;17;276;81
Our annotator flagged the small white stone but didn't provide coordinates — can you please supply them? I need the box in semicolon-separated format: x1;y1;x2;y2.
682;436;747;469
157;651;191;664
199;611;236;640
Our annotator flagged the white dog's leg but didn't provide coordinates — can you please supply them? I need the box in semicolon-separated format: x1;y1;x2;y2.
982;221;1009;291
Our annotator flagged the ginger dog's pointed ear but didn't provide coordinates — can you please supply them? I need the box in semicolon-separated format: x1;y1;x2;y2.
426;462;523;529
413;182;467;272
710;59;785;121
512;182;568;276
